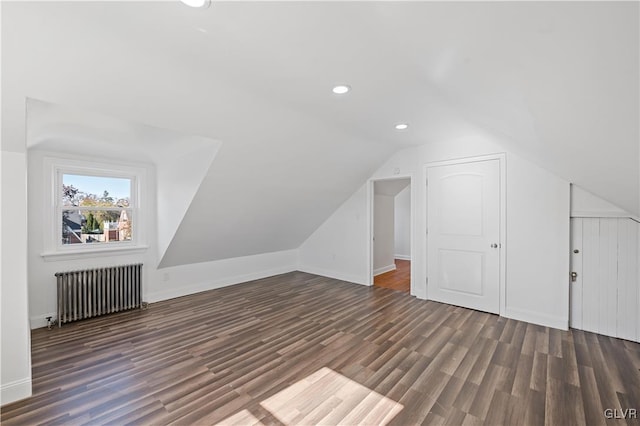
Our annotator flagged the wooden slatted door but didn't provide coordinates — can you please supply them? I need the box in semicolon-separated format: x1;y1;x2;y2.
570;217;639;342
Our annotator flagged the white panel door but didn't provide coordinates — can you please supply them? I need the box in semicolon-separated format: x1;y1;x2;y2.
427;159;501;314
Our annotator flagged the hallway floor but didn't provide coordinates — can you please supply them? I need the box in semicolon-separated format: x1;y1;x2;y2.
374;259;410;293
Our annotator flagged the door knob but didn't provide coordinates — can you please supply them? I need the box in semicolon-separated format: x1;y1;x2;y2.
490;243;498;248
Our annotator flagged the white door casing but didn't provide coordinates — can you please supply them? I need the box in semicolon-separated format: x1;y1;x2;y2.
427;158;502;314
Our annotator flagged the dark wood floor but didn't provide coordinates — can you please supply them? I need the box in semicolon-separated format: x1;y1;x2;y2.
375;259;410;293
2;271;639;425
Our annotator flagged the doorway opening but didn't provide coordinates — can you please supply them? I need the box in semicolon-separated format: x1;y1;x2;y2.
370;177;412;294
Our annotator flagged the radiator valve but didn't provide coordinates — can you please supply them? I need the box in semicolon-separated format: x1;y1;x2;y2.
45;316;58;330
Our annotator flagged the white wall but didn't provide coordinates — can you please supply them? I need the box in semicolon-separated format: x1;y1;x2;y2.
503;154;570;329
373;193;395;275
571;185;632;218
1;150;32;404
299;133;571;329
149;250;297;302
298;184;369;285
394;186;411;259
155;141;219;265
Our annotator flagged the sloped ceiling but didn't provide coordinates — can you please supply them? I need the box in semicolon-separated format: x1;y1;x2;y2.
3;1;638;267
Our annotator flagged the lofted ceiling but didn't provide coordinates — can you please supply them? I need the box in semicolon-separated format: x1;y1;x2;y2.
2;1;638;267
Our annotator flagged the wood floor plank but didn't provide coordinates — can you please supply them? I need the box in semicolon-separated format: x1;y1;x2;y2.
1;271;639;426
484;390;519;426
374;259;410;293
511;352;534;398
523;389;546;426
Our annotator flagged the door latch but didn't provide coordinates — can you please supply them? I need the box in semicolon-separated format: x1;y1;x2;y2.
571;272;578;282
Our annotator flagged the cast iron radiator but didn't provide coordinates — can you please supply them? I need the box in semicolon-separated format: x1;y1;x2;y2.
55;263;142;327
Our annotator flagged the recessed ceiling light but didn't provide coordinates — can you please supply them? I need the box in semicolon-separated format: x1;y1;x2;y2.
332;85;351;95
180;0;211;8
395;123;409;130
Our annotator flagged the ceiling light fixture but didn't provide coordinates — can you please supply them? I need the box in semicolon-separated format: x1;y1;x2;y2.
395;123;409;130
332;85;351;95
180;0;211;8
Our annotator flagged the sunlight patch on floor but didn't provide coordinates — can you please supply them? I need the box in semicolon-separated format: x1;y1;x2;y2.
218;409;264;426
259;367;403;425
216;368;403;425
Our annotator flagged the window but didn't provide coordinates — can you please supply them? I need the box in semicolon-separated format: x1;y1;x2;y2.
42;156;147;259
60;174;134;246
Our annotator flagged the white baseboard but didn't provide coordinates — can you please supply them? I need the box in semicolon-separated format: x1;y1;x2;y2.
297;265;368;286
30;311;57;330
1;377;32;406
394;254;411;261
373;264;396;276
147;264;297;303
503;306;569;331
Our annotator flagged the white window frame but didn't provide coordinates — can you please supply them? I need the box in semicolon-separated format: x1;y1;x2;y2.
41;156;148;260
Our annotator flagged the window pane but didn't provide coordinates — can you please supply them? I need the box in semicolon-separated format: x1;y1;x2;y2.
62;209;133;245
62;174;131;207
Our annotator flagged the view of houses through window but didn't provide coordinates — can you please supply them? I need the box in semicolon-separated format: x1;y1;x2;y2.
61;174;133;245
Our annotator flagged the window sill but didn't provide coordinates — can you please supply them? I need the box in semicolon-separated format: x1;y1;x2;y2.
41;245;149;262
